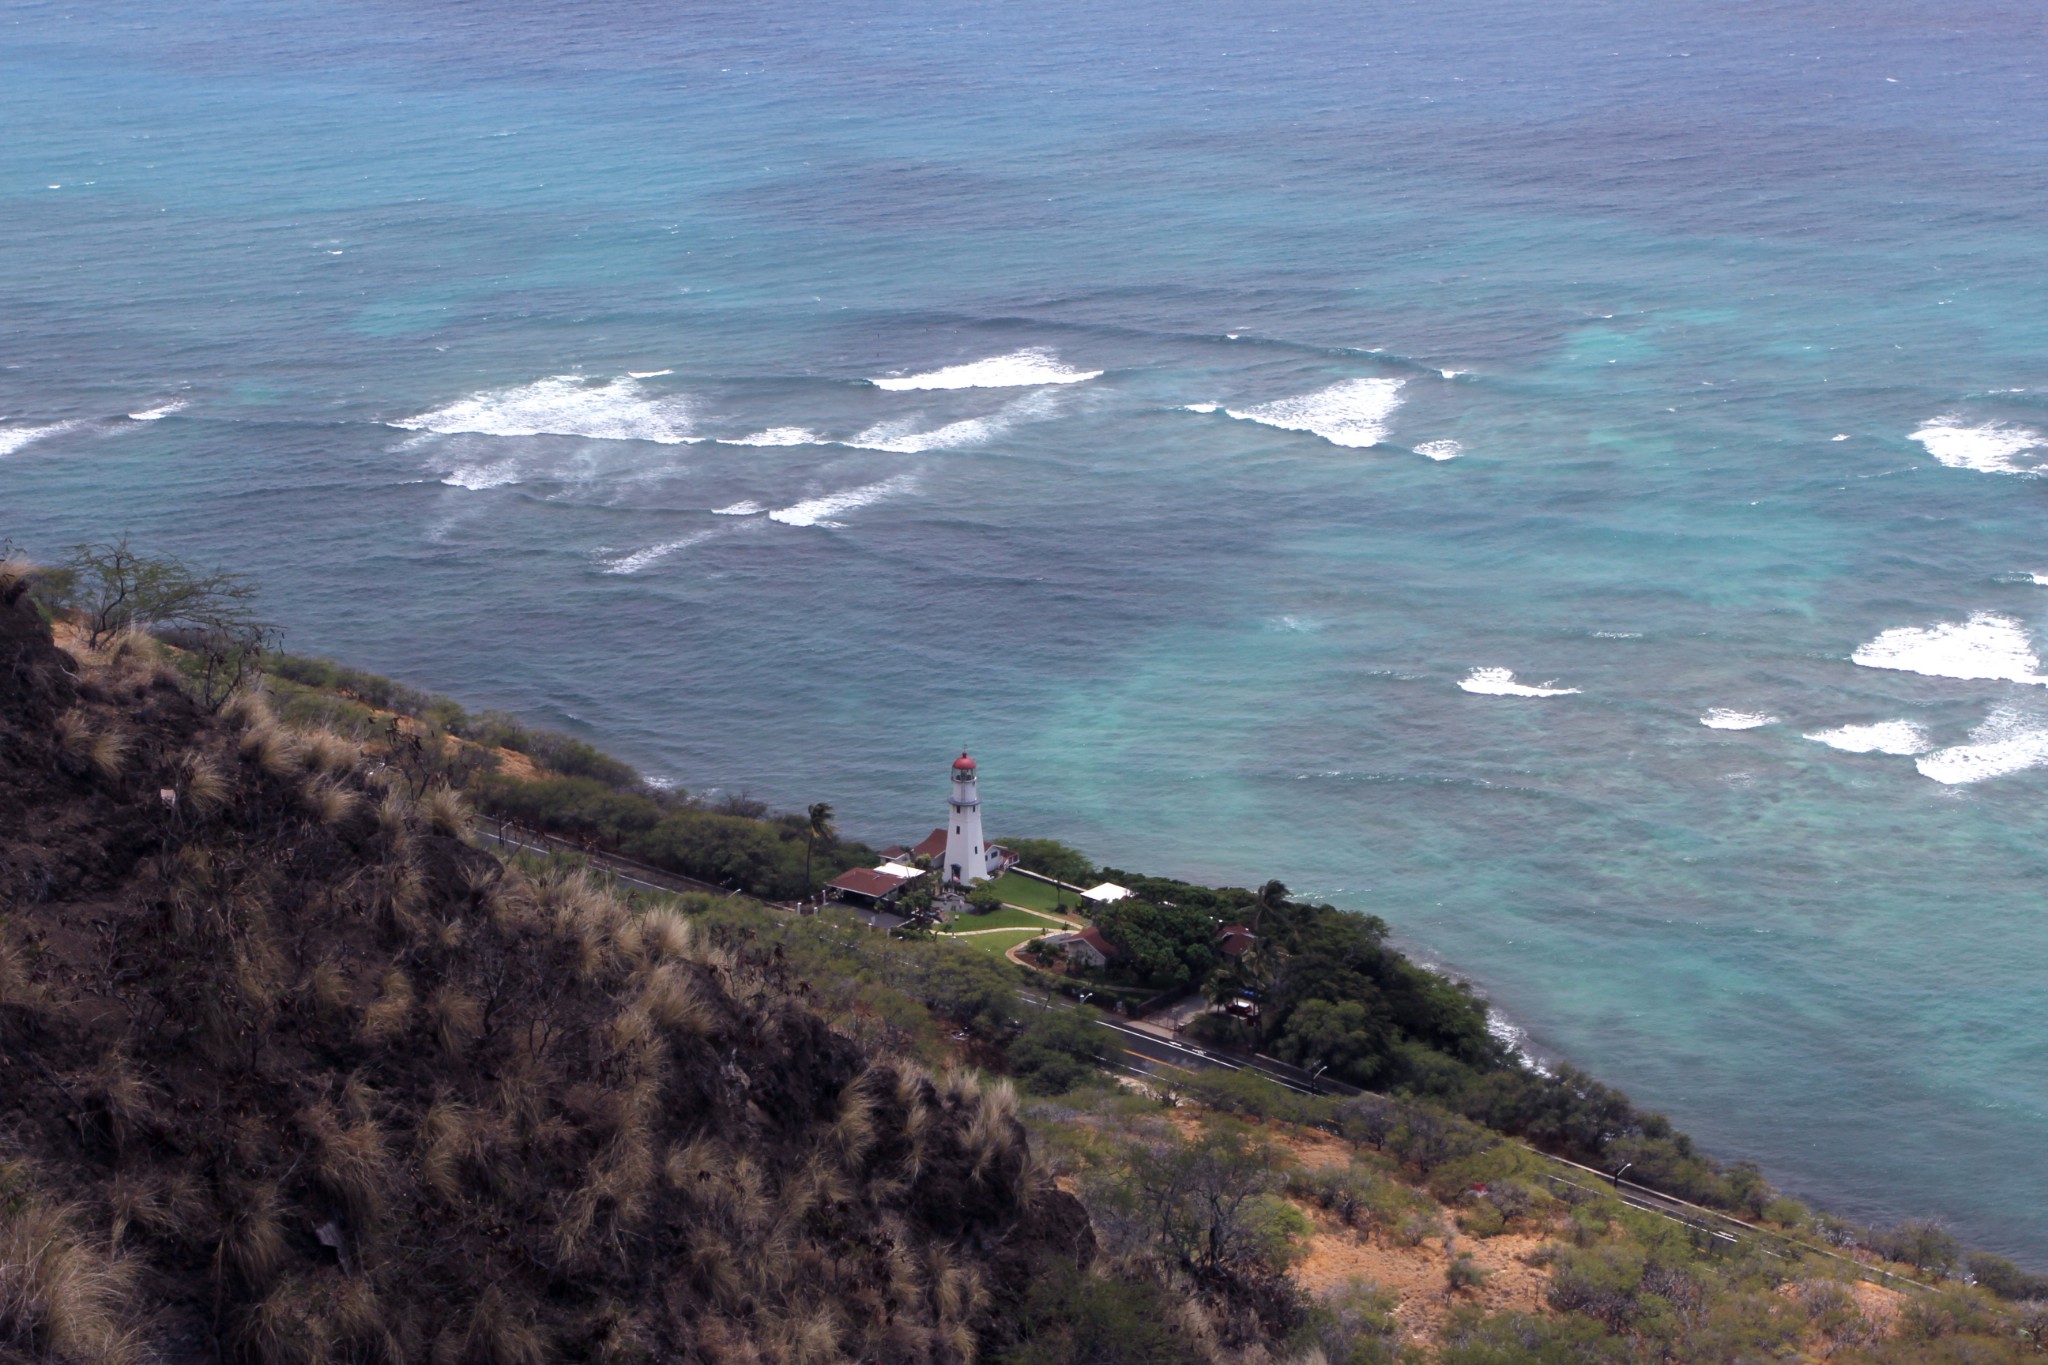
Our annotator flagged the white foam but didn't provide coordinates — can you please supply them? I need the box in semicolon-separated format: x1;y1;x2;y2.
712;500;763;516
392;375;698;444
625;369;673;378
1182;402;1221;414
848;414;996;454
1438;368;1468;379
721;426;824;447
441;463;520;491
870;347;1100;391
768;474;917;528
1701;709;1778;730
1225;377;1405;449
1851;611;2045;684
1414;439;1462;461
2027;573;2048;587
126;401;186;421
1802;721;1930;755
1915;706;2048;785
1908;417;2048;475
600;531;715;575
1457;667;1580;698
0;421;77;457
1592;631;1643;639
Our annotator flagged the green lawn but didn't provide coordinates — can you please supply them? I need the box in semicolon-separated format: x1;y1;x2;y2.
949;904;1064;932
945;928;1045;959
987;872;1077;915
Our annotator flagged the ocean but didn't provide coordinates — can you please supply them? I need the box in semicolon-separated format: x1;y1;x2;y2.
6;0;2047;1261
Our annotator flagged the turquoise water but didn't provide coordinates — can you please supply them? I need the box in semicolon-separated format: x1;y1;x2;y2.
6;0;2047;1259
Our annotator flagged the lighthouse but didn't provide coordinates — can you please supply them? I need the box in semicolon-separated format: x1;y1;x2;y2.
943;752;991;885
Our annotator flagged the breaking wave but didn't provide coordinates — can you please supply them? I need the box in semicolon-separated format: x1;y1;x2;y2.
126;401;187;421
600;531;717;575
1223;377;1405;449
1414;439;1462;461
441;463;521;491
1457;667;1580;697
392;375;699;444
1915;706;2048;785
1851;611;2044;684
870;347;1100;391
1909;417;2048;475
712;500;763;516
721;427;824;447
0;421;78;457
768;474;918;527
1802;721;1931;756
1701;709;1777;730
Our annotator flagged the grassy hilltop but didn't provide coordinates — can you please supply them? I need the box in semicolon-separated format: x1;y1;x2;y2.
2;546;2045;1365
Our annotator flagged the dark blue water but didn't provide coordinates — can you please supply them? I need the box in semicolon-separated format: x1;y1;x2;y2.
7;0;2048;1259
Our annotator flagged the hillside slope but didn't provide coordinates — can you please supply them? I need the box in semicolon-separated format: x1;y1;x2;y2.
0;577;1088;1365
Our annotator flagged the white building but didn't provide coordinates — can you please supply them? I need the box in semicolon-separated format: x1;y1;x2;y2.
940;752;1006;885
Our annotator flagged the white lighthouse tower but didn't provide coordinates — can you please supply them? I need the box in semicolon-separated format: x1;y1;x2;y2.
942;752;991;885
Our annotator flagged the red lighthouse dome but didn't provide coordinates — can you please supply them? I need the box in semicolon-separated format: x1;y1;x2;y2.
952;752;976;771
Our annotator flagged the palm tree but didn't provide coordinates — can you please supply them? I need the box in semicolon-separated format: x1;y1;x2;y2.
1250;879;1288;936
804;801;835;894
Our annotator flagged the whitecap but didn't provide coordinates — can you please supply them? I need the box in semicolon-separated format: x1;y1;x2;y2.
1438;368;1468;379
870;347;1100;391
1851;611;2045;684
1457;667;1580;698
625;369;673;378
600;531;716;575
126;401;187;421
1224;377;1405;449
712;500;763;516
1414;439;1462;461
441;463;520;491
768;474;918;527
392;375;699;444
1908;417;2048;475
2028;573;2048;587
1182;402;1221;414
1700;709;1778;731
1915;706;2048;785
1591;631;1643;639
721;426;825;447
1802;721;1931;755
0;421;79;457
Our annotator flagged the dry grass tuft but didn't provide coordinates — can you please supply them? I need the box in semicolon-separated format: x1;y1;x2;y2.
56;709;128;780
640;906;695;962
305;959;352;1016
238;722;297;779
359;969;415;1046
296;729;359;778
302;1099;391;1229
180;752;232;815
301;776;359;826
0;1164;139;1365
461;1285;549;1365
831;1073;879;1167
218;1178;288;1290
221;688;275;730
419;785;471;838
83;1049;157;1152
238;1278;331;1365
426;985;482;1058
638;963;715;1038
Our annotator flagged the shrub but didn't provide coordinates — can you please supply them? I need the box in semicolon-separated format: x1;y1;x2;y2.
1008;1010;1113;1095
1447;1253;1491;1293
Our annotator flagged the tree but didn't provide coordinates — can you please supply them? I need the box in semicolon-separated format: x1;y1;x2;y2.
63;537;263;649
1008;1009;1114;1094
1116;1123;1283;1274
1092;900;1219;989
804;801;834;893
965;882;1006;914
58;538;272;711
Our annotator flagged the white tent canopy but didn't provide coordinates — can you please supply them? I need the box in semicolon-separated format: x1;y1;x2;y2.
1080;882;1130;903
875;862;925;879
